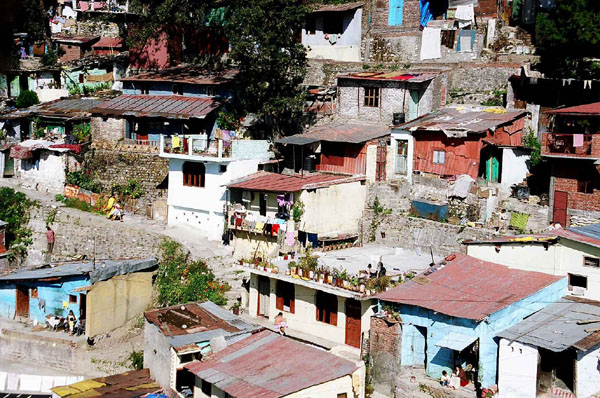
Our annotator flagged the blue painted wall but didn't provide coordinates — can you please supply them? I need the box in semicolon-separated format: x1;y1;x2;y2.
0;276;89;323
122;81;232;99
385;277;567;387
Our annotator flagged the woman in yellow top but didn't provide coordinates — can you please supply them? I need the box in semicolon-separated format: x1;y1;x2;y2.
104;194;116;218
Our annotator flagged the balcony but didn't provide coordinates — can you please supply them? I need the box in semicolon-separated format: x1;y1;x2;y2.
159;134;230;161
542;133;598;158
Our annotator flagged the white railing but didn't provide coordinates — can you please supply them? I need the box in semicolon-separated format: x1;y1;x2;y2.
159;134;225;158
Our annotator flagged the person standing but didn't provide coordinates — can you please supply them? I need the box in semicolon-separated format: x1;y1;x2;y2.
46;226;55;253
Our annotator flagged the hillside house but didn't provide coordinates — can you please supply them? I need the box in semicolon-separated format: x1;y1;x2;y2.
143;301;259;392
498;297;600;398
52;35;99;63
465;223;600;301
30;97;96;138
391;106;529;187
184;329;365;398
302;2;363;62
375;253;566;388
91;37;125;55
0;258;158;337
542;102;600;226
226;171;367;258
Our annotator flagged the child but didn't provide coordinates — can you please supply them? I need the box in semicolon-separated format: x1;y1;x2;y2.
440;370;450;387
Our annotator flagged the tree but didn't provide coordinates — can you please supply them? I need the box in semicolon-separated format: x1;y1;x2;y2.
156;240;229;306
16;90;40;108
536;0;600;78
0;188;37;261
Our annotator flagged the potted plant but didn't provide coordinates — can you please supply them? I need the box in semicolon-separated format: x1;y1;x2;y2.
289;261;297;275
230;302;241;315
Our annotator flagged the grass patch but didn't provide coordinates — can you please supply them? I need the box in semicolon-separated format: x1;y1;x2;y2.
63;198;94;212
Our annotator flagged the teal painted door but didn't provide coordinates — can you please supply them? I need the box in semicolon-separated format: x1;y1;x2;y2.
408;89;420;120
412;325;427;368
485;157;499;182
388;0;404;25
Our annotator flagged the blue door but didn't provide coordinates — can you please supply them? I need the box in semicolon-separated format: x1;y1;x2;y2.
388;0;404;26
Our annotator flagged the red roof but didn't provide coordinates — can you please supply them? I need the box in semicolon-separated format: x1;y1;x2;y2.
546;102;600;116
227;171;364;192
277;121;390;145
185;330;358;398
375;253;564;321
92;37;124;49
92;95;220;119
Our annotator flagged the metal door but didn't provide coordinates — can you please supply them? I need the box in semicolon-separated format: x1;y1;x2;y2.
395;140;408;175
408;90;420;120
388;0;404;25
553;191;568;227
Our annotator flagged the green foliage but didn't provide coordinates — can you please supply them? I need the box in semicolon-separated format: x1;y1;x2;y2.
63;198;94;212
46;209;57;227
129;350;144;370
67;82;111;96
55;194;66;203
536;0;600;78
522;128;542;166
111;179;144;199
369;196;392;242
156;240;229;307
65;171;103;193
292;199;305;223
217;109;239;131
0;188;37;261
72;123;91;143
41;49;59;67
15;90;40;108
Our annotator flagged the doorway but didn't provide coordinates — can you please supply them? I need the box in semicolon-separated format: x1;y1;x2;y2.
257;276;270;317
537;347;575;396
3;153;14;177
345;299;362;348
16;285;29;318
553;191;568;226
376;139;387;182
413;325;428;368
395;140;408;175
79;293;87;321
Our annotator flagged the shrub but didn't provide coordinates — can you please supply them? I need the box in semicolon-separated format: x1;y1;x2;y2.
15;90;40;108
0;188;37;261
72;123;91;143
63;198;94;212
65;171;102;193
129;350;143;370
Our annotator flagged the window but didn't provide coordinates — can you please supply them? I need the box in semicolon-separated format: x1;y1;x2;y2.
205;85;217;96
578;179;594;194
316;291;337;326
31;288;38;298
201;379;211;395
183;162;206;188
433;150;446;164
69;294;77;303
276;280;295;313
172;84;183;95
179;352;200;363
219;164;228;173
584;256;600;268
323;12;344;34
338;394;348;398
364;87;380;107
568;273;588;290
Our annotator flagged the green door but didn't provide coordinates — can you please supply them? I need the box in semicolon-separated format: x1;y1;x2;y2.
408;89;420;121
3;153;14;177
485;156;499;182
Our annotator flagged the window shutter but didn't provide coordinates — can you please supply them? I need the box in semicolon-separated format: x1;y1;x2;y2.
290;287;295;314
275;282;283;311
330;299;338;326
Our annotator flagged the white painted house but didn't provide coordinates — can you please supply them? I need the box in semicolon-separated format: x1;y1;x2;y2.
160;136;273;240
465;225;600;301
498;297;600;398
302;2;363;62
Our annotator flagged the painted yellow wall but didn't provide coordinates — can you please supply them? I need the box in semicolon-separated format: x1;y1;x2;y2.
300;181;367;237
248;273;375;346
86;271;154;336
232;233;280;259
467;241;600;300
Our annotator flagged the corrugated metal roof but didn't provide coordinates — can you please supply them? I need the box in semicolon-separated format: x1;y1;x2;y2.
119;68;238;85
31;98;98;118
144;301;257;345
52;34;99;44
375;253;564;321
92;37;124;48
185;330;358;398
313;1;363;12
227;171;364;192
397;107;527;137
566;223;600;246
277;121;389;145
498;296;600;352
338;72;437;83
0;258;157;284
51;369;159;398
92;95;220;119
546;102;600;116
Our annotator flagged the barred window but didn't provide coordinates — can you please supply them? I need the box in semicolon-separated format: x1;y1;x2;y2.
364;87;380;107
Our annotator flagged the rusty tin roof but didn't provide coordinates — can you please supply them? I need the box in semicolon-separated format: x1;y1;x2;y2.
375;253;564;321
92;95;220;119
185;330;358;398
52;369;160;398
277;121;390;145
227;171;365;192
312;1;363;12
120;68;238;85
546;102;600;116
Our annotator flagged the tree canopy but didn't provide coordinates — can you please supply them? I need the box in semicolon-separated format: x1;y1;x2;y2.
536;0;600;78
129;0;309;138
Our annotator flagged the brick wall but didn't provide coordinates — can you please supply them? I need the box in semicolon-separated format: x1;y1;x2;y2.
369;0;421;35
59;44;82;63
91;116;126;146
369;316;402;395
553;164;600;213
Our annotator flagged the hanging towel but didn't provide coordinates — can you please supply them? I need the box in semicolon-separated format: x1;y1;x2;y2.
328;34;338;45
573;134;584;147
272;224;280;236
509;212;529;231
298;230;307;247
307;233;318;249
455;4;474;27
420;0;433;27
420;27;442;60
285;231;295;246
171;135;181;149
264;223;273;235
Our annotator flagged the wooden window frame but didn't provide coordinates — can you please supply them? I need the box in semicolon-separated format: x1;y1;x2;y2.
183;162;206;188
433;150;446;164
315;291;338;326
364;87;380;108
69;294;77;303
568;273;588;290
276;280;295;313
583;256;600;268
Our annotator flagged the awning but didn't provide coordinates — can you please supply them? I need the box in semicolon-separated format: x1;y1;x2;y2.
436;332;478;352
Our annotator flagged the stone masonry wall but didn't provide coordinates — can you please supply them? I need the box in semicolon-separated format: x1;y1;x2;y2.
85;149;169;211
91;116;126;146
369;316;402;396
